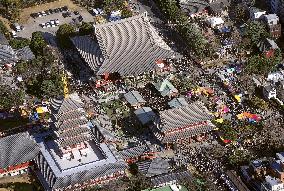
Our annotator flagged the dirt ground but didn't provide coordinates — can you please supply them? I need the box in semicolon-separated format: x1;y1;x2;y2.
0;174;31;184
19;0;85;24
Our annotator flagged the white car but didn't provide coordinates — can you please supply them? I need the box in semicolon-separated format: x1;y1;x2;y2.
11;30;17;38
46;22;51;28
40;23;46;28
41;11;47;16
50;20;55;27
55;19;59;26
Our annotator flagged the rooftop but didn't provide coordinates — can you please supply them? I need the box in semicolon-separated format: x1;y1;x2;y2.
72;12;178;77
0;132;40;169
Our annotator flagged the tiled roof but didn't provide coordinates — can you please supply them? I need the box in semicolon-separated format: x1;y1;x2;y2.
161;123;215;143
154;79;178;97
118;145;150;160
53;162;127;189
137;158;170;177
16;46;35;61
158;102;213;133
180;0;209;14
50;97;83;114
0;33;8;45
56;133;93;148
0;132;39;169
93;12;177;76
151;170;192;186
168;97;189;108
134;107;157;125
0;45;18;64
124;91;146;106
71;35;104;73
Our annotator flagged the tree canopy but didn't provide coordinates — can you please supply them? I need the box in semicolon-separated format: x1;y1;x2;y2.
30;31;47;56
9;38;30;49
79;22;94;36
244;21;270;48
56;23;75;48
245;49;282;75
0;85;24;111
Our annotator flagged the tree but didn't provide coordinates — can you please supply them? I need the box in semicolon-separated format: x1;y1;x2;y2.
0;20;10;39
245;49;282;75
79;22;94;36
30;31;47;56
155;0;181;22
121;8;132;19
0;85;24;110
103;0;125;14
9;38;30;49
244;21;270;48
56;24;75;48
234;3;249;23
177;22;211;59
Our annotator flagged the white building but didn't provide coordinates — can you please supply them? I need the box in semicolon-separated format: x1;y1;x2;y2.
206;17;224;28
250;7;266;20
263;14;280;25
261;176;284;191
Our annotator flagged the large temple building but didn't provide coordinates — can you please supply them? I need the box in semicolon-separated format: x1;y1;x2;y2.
71;12;179;77
34;95;127;190
152;101;215;145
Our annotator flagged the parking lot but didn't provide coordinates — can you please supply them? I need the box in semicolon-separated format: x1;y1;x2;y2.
16;6;94;39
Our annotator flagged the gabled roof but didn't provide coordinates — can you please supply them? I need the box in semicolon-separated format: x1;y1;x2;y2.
154;79;178;97
50;97;83;114
151;170;192;186
53;162;127;189
137;158;170;177
158;102;213;133
124;91;146;106
0;32;8;45
71;35;104;73
168;97;189;108
0;132;39;169
258;38;279;52
92;12;177;76
134;107;157;125
0;45;18;64
118;145;150;160
16;46;35;61
180;0;209;14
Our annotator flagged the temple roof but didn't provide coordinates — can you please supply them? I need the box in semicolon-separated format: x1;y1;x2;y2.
72;12;178;77
118;145;150;160
0;132;39;169
158;101;213;133
137;158;170;177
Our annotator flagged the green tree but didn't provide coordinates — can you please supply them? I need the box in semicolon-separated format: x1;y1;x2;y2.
79;22;94;36
155;0;181;22
56;23;75;48
245;49;282;75
103;0;125;14
9;38;30;49
0;85;24;110
121;8;132;19
244;21;270;47
0;20;10;39
177;22;211;59
30;31;47;56
234;3;249;23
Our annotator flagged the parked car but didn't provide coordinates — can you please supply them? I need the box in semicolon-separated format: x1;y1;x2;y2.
46;22;51;28
38;12;43;17
50;20;56;27
54;8;60;13
49;9;54;14
62;12;71;18
59;7;63;12
41;11;47;16
62;6;68;11
11;30;17;38
55;19;59;26
45;10;50;15
40;23;46;28
78;15;83;22
74;11;79;15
